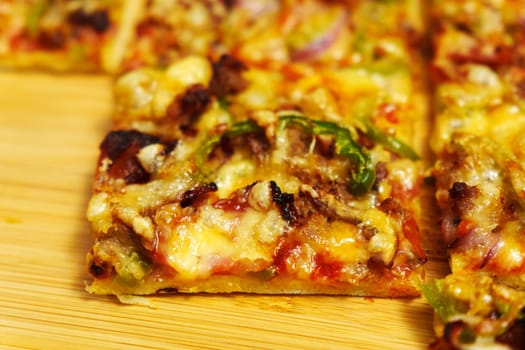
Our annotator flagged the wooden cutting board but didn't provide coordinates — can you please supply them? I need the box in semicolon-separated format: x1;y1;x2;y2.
0;71;449;350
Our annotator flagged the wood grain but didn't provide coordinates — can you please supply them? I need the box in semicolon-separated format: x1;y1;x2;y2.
0;71;449;350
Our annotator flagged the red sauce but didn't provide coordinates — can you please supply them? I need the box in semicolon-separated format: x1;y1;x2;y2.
310;253;342;280
456;219;475;238
273;238;301;273
379;103;399;124
151;230;168;265
402;216;426;261
9;33;39;51
213;190;250;212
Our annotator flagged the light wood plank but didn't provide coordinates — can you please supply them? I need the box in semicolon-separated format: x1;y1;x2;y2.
0;71;447;350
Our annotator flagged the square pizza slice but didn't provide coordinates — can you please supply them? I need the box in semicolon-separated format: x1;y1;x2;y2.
426;0;525;348
85;40;428;296
430;0;525;289
118;0;426;72
0;0;142;72
118;0;228;71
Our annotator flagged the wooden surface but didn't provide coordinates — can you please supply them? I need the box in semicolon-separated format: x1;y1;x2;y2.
0;71;449;350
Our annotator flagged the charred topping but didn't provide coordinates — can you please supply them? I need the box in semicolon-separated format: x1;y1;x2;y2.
67;9;110;33
180;182;218;208
100;130;161;184
163;140;179;155
209;54;248;98
270;181;301;225
88;256;112;279
101;130;160;161
166;84;212;127
449;182;478;216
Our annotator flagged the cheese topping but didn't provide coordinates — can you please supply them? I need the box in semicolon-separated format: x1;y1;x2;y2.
86;0;427;296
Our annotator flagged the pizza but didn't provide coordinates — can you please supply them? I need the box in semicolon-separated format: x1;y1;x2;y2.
3;0;524;345
216;0;425;68
83;0;429;296
86;44;428;296
422;273;525;350
431;0;525;285
425;0;525;348
0;0;146;72
0;0;426;73
118;0;227;71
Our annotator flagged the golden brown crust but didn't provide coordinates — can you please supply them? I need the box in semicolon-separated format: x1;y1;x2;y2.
87;270;423;297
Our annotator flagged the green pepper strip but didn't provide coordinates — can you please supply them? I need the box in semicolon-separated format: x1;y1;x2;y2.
420;280;467;322
196;119;264;170
364;120;420;160
278;115;375;196
26;0;50;38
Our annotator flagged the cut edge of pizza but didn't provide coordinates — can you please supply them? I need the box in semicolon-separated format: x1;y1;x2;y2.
429;0;525;289
84;49;428;297
425;0;525;347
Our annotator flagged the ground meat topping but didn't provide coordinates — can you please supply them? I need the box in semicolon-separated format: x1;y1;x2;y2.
67;9;111;33
37;30;66;50
449;182;478;216
166;84;212;127
209;54;248;97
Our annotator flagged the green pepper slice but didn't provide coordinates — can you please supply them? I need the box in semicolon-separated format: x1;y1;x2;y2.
26;1;50;38
278;114;375;196
363;120;420;160
196;119;264;169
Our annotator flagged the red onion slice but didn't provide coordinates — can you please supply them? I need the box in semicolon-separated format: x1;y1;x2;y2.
234;0;280;18
290;9;347;62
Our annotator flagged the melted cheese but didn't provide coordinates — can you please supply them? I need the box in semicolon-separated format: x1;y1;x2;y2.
163;183;288;281
87;0;428;295
431;0;525;285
